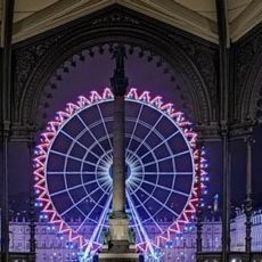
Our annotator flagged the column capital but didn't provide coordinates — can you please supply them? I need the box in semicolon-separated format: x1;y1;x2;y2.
244;134;255;144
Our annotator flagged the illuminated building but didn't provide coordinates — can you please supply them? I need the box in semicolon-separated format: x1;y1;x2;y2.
1;209;262;261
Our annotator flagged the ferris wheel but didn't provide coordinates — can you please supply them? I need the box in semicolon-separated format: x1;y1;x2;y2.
34;88;205;259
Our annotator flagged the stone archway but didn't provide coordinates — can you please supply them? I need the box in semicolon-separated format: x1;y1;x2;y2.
13;5;216;139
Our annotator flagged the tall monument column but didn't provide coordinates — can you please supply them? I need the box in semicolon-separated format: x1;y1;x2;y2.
111;45;128;219
99;45;140;262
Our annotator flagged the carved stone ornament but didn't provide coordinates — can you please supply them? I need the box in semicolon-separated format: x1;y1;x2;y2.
234;24;262;123
13;5;216;139
14;35;64;110
168;33;218;122
91;12;139;25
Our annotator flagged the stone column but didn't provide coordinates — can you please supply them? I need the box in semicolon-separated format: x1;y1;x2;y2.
245;135;254;262
1;133;10;262
109;45;130;250
221;130;230;262
112;95;126;218
27;135;36;256
196;143;203;262
100;45;140;261
1;1;14;261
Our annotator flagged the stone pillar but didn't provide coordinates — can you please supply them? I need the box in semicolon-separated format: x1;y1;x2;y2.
1;1;14;261
112;95;126;218
221;130;230;262
27;135;36;257
196;143;203;262
1;134;10;262
108;78;130;252
245;135;254;261
99;45;139;261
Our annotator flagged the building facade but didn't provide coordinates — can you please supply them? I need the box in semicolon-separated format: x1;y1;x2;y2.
1;210;262;261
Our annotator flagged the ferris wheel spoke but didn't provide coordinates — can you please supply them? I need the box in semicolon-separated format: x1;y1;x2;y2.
96;152;112;173
98;160;111;171
100;154;112;164
97;172;111;182
126;203;144;244
133;114;164;155
49;149;98;168
95;178;111;194
133;171;193;176
126;133;156;157
130;177;156;195
96;104;113;150
127;187;164;234
126;104;144;151
125;151;132;161
61;182;107;217
97;178;112;191
142;149;190;167
76;114;111;158
60;130;94;155
86;194;113;256
139;130;180;160
76;187;111;233
127;116;165;143
50;179;97;197
60;195;91;217
127;190;158;254
47;171;104;175
82;135;112;162
127;178;141;192
126;134;159;172
97;169;110;177
126;151;141;170
133;176;189;198
135;185;180;218
126;152;137;164
103;151;113;164
129;159;141;170
96;175;112;189
128;176;142;195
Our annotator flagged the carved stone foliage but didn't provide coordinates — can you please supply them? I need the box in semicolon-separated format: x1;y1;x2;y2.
91;11;140;25
234;24;262;123
13;5;216;139
168;34;218;121
13;34;65;122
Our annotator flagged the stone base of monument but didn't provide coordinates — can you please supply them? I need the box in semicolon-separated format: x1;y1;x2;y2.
99;218;141;261
99;244;140;262
108;217;129;240
99;253;140;262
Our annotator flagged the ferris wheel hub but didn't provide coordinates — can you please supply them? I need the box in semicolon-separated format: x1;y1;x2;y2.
108;163;134;181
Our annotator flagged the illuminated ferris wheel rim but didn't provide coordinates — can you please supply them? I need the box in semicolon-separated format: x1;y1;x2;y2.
46;92;195;224
45;94;196;199
34;87;205;255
